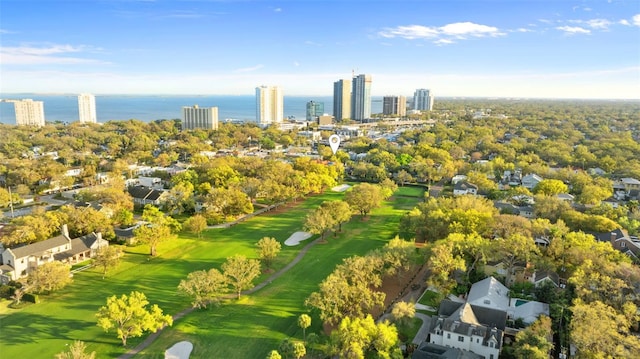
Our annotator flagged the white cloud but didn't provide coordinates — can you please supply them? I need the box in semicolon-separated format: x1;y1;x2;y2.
439;22;503;38
379;25;439;39
585;19;611;29
293;61;300;67
556;26;591;35
434;39;454;45
0;44;107;65
274;8;282;12
633;14;640;26
378;21;503;44
233;64;264;73
512;28;533;33
619;19;630;26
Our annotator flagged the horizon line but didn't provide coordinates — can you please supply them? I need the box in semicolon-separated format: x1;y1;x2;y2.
1;93;639;102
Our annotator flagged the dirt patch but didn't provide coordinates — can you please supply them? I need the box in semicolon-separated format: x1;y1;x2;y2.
321;265;428;335
374;265;428;319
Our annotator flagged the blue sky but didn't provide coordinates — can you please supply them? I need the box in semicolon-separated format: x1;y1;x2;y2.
1;0;639;98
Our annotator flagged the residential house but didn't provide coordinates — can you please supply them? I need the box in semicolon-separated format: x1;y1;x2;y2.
467;276;550;325
620;178;640;192
453;181;478;196
591;229;640;263
451;175;468;185
127;185;167;207
483;261;508;279
521;174;543;190
517;206;535;219
531;270;562;288
0;225;108;282
556;193;575;203
501;170;522;187
493;202;519;215
428;300;505;359
613;178;640;200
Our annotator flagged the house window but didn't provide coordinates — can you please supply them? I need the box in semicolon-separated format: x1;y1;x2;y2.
477;339;480;343
621;242;626;248
458;336;464;342
21;259;24;264
490;355;494;359
489;342;494;348
447;333;451;339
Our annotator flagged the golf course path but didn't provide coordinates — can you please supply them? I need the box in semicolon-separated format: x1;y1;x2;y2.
117;235;322;359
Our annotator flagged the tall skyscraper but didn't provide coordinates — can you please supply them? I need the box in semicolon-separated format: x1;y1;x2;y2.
78;93;97;123
413;88;435;111
382;95;407;116
333;79;351;121
14;99;45;127
306;101;324;121
256;85;283;125
351;74;372;121
182;105;219;130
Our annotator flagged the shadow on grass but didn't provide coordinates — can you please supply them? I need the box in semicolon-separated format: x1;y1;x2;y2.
0;312;89;344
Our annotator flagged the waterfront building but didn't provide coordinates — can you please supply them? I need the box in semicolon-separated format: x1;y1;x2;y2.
182;105;219;130
333;79;352;121
413;88;434;111
382;95;407;116
14;99;45;127
256;85;284;125
306;101;324;121
351;74;372;121
78;93;97;123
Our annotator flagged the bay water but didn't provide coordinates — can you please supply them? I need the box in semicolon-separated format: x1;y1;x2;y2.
0;94;383;125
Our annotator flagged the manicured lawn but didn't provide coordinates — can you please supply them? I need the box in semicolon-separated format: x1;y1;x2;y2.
417;290;441;308
394;186;426;198
137;196;413;358
0;189;420;358
396;317;424;344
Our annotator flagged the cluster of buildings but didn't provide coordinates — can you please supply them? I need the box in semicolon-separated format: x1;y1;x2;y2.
8;76;435;129
181;76;435;130
7;94;97;127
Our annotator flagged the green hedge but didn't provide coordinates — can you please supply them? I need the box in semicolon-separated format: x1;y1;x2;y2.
23;293;38;304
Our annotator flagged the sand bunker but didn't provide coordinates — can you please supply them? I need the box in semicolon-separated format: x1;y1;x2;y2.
165;341;193;359
332;184;351;192
284;231;312;246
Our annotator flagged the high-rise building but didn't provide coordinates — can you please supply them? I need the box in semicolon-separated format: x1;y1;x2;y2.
413;88;435;111
182;105;219;130
78;93;97;123
255;85;283;125
306;101;324;121
333;79;351;121
351;74;372;121
382;95;407;116
14;99;45;127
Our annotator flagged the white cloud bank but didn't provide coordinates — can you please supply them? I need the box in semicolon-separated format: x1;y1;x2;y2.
556;26;591;35
379;21;504;44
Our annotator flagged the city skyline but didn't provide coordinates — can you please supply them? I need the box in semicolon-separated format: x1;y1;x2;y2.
1;1;639;99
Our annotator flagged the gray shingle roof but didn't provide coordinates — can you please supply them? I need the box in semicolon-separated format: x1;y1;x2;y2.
10;235;70;258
